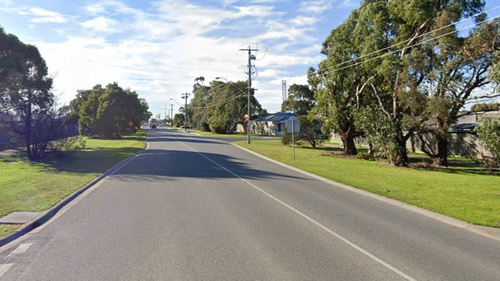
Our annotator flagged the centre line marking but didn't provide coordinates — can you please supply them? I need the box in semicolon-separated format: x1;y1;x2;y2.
180;140;417;281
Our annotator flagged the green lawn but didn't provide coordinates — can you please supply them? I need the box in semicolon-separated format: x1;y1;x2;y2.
0;130;146;237
236;140;500;228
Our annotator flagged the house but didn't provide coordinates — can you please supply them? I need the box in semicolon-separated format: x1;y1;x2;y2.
252;112;297;136
404;110;499;159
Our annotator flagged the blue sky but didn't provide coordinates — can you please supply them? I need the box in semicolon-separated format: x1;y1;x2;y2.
1;0;499;119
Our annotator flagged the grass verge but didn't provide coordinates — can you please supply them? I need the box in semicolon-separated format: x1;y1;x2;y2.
235;140;500;228
0;130;146;238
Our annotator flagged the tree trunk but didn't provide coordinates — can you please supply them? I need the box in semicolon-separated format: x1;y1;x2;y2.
25;96;34;161
393;130;409;166
432;136;449;167
341;134;357;155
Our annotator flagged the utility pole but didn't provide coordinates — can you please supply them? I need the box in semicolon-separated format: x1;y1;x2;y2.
240;46;258;144
170;104;173;127
181;92;190;131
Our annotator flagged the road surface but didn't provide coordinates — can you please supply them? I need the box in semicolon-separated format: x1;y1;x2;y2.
1;128;499;280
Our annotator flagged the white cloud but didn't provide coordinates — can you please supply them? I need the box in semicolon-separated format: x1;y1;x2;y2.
0;0;13;6
290;15;317;26
82;16;120;33
86;3;106;14
257;69;278;78
300;0;333;14
13;0;350;115
29;7;67;23
233;5;274;17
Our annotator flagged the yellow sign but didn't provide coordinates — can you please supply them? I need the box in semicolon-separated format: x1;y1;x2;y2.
128;121;133;127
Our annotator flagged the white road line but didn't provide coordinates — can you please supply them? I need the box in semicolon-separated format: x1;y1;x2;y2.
9;243;33;255
0;264;14;278
180;141;417;281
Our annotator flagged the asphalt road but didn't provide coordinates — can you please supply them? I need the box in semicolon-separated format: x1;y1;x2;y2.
1;128;499;280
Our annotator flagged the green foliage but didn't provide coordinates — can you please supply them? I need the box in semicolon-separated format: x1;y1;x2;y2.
0;27;59;161
297;116;324;148
281;117;324;148
189;78;263;134
281;84;315;115
471;103;500;112
46;136;86;158
281;127;297;146
475;117;500;165
355;105;404;163
173;113;185;127
311;0;497;166
76;83;148;138
356;152;373;161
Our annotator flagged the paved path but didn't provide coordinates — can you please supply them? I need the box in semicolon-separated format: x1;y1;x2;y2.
1;128;499;280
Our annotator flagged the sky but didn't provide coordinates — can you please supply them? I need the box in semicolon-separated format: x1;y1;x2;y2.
1;0;499;119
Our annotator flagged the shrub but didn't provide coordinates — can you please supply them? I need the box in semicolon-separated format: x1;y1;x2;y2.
46;136;87;158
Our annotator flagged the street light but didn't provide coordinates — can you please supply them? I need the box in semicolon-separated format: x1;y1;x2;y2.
216;77;251;144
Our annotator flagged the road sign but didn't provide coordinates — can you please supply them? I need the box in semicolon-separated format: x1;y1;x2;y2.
286;119;300;133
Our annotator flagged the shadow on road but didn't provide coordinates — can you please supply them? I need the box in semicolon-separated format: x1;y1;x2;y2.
113;148;308;183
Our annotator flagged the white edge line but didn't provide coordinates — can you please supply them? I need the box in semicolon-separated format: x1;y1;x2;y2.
231;143;500;243
179;141;417;281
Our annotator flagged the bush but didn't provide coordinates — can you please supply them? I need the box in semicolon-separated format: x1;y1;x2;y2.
46;136;87;158
281;128;300;146
475;117;500;166
281;117;324;148
356;152;374;161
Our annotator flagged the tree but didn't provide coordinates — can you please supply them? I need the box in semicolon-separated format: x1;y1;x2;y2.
311;4;384;155
189;77;212;130
77;83;147;138
173;113;184;127
188;78;263;134
281;84;315;115
140;98;152;122
297;116;323;148
409;15;498;166
475;117;500;165
0;27;56;161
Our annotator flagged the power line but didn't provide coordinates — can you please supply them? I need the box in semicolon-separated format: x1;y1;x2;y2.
321;13;500;75
321;5;500;73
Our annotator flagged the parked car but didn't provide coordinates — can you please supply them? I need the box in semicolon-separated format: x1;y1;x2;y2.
150;124;157;129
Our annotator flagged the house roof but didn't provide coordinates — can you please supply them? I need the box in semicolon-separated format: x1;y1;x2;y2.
253;112;297;123
450;123;476;133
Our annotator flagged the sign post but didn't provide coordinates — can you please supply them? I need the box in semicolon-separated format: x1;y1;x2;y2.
286;118;300;160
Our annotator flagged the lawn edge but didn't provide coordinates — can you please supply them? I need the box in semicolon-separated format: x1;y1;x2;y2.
231;142;500;243
0;137;148;248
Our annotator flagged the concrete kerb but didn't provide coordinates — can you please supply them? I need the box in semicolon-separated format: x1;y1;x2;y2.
231;143;500;243
0;137;149;248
